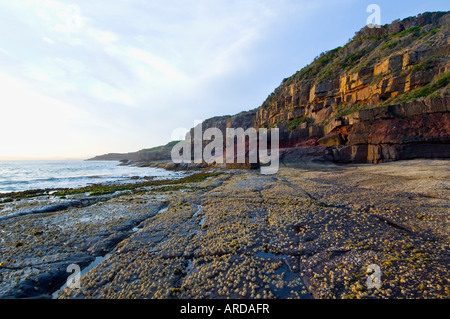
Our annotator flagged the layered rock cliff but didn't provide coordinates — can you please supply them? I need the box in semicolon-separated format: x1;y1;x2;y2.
256;12;449;128
91;11;450;166
191;11;450;164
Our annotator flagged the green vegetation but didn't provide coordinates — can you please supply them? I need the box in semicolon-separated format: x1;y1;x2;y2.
370;71;389;84
339;49;367;69
266;92;277;104
317;55;333;66
317;65;335;82
384;71;450;105
275;121;282;128
295;66;313;80
282;46;343;86
56;171;224;197
0;171;224;201
141;140;181;152
435;72;450;88
407;72;449;99
380;41;399;50
258;13;446;129
0;189;48;201
352;35;385;42
390;26;421;38
335;104;366;117
315;47;341;66
409;57;436;73
287;116;313;130
322;104;368;126
418;27;440;39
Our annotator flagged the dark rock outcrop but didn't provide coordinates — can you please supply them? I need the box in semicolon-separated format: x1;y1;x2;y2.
332;98;450;163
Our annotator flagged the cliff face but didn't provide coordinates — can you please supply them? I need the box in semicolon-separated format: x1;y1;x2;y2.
332;97;450;163
88;141;178;163
90;12;450;166
188;109;257;139
194;11;450;164
255;12;449;128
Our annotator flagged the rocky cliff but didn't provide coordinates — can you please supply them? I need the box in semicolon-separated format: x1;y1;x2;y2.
256;12;449;128
88;141;178;163
192;11;450;164
90;11;450;166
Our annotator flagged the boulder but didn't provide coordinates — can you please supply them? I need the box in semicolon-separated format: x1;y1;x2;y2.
317;134;345;147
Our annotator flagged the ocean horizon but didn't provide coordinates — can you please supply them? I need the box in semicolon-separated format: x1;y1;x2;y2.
0;160;179;193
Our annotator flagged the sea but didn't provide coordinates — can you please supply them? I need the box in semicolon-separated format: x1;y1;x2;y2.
0;160;180;193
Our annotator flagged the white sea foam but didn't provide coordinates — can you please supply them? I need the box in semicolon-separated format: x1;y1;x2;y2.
0;160;180;193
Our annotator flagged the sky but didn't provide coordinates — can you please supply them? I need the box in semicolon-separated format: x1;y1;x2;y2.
0;0;448;160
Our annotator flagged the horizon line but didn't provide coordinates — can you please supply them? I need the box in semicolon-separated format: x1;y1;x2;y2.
0;156;90;161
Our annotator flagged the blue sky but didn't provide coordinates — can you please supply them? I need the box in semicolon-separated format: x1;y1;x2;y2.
0;0;448;159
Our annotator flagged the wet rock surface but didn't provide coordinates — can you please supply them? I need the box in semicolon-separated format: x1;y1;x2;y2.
1;160;449;299
0;193;167;298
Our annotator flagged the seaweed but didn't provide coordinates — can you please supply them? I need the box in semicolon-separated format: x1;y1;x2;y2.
0;171;224;201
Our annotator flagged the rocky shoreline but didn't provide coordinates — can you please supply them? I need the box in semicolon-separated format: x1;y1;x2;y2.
0;159;448;299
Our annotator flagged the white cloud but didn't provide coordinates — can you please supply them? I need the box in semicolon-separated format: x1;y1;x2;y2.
0;0;352;158
32;0;84;33
0;71;145;159
89;81;136;107
26;66;51;82
106;46;186;82
87;29;118;44
43;36;55;44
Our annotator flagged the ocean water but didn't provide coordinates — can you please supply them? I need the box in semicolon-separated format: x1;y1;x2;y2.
0;160;180;193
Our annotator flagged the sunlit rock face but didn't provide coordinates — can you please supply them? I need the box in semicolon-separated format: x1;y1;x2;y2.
90;12;450;166
196;12;450;164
